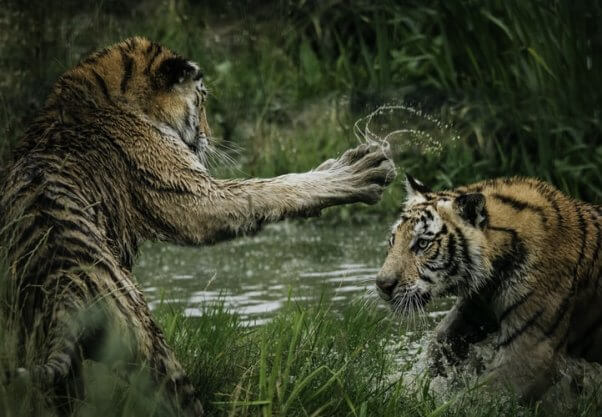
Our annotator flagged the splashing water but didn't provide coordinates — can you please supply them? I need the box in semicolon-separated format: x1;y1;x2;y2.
353;104;460;156
396;330;602;414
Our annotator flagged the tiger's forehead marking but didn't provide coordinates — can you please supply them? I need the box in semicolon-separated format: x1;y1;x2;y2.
394;195;454;236
395;201;449;237
412;205;443;238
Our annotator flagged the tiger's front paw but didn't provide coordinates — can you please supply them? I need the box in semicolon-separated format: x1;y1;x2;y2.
426;337;468;378
319;142;396;205
426;340;449;377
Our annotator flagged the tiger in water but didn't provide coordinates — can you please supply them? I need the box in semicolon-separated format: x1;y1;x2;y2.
376;174;601;400
0;37;396;415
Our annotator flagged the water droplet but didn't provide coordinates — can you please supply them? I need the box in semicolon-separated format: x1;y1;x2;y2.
353;104;459;157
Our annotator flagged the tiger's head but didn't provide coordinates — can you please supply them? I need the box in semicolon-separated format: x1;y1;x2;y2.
376;174;491;313
45;37;211;163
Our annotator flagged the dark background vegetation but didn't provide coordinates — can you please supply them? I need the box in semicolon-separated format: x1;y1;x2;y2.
1;0;600;217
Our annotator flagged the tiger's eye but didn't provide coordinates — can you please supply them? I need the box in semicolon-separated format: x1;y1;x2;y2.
417;239;429;250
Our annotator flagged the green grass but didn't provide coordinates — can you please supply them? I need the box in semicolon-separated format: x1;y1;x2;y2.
1;297;600;416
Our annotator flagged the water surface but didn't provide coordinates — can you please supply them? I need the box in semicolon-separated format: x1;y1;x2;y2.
136;221;395;324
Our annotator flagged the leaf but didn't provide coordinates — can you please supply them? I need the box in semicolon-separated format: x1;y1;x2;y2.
527;47;556;79
300;39;323;88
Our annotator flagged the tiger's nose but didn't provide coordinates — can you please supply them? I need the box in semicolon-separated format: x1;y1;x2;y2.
376;275;397;297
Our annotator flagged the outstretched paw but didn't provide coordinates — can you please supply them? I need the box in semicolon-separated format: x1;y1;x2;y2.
320;142;396;205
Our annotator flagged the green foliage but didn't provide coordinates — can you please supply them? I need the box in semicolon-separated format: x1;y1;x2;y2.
1;0;600;208
273;0;602;203
1;297;601;416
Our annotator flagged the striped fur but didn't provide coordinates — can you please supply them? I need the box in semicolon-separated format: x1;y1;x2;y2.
376;174;601;400
0;37;395;415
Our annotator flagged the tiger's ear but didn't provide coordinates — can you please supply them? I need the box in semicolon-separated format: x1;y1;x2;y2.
454;193;487;228
404;174;431;200
155;57;201;89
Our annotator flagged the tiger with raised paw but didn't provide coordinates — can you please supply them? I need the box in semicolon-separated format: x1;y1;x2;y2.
0;37;396;416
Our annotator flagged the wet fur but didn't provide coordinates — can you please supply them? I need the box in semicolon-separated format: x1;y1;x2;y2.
0;37;395;415
377;175;601;400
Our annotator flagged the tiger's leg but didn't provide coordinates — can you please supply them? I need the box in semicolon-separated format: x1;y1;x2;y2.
152;347;203;417
21;297;90;415
484;296;574;401
567;275;602;363
25;302;202;415
37;303;203;416
485;341;558;401
133;143;396;245
14;268;120;415
428;296;498;375
132;309;204;417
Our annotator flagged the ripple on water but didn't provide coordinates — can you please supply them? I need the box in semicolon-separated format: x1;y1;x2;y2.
136;222;445;328
300;267;377;278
